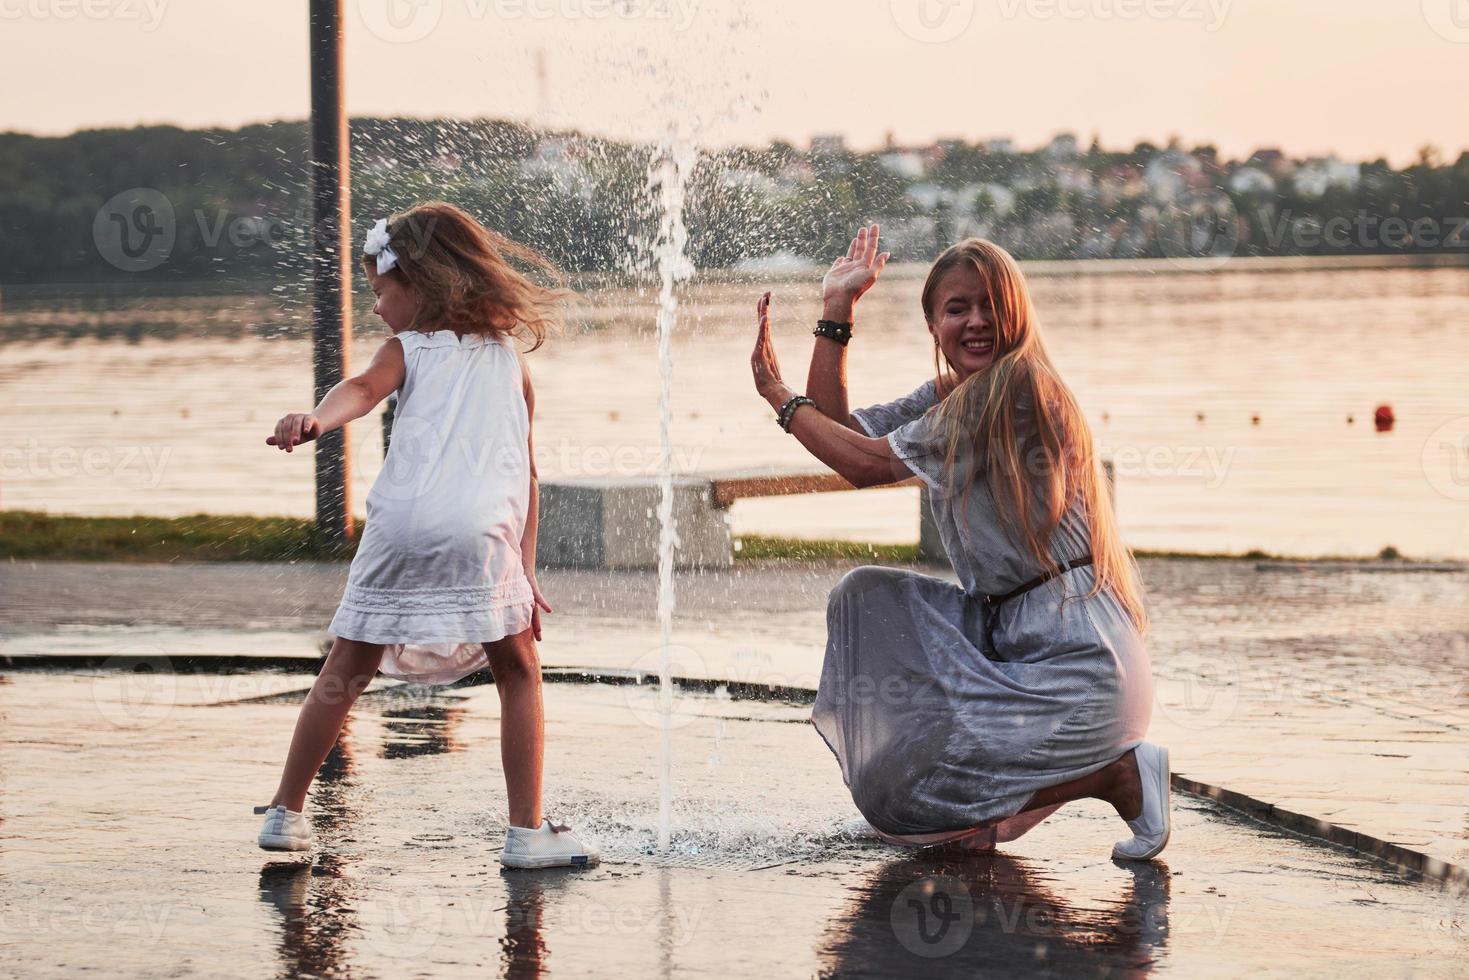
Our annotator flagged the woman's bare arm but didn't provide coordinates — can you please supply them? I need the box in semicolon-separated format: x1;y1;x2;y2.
752;289;911;489
782;399;915;489
804;325;854;430
805;224;890;432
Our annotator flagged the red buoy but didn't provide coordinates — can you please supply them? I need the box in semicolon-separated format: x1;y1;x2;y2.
1374;404;1395;432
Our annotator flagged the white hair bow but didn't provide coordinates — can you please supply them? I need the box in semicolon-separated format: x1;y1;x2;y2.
363;218;400;275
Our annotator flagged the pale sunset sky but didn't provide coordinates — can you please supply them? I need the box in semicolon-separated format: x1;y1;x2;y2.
2;0;1464;164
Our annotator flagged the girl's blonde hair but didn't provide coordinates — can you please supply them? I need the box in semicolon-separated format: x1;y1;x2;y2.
923;238;1148;635
364;200;567;350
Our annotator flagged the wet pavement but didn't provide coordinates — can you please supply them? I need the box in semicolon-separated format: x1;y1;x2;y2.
2;671;1466;978
4;555;1466;881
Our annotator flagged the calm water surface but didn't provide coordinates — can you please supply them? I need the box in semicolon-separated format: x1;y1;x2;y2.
3;260;1468;557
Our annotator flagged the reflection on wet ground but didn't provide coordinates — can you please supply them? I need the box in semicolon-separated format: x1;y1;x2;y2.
378;702;467;761
3;672;1465;977
820;852;1171;976
3;556;1467;880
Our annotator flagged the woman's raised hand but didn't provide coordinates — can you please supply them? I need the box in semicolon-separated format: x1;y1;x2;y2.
751;291;793;408
821;223;890;309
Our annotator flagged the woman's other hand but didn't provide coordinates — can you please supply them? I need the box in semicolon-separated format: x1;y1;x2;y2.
751;291;793;408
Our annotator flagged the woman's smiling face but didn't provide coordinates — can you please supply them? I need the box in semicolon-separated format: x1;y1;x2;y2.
926;262;997;381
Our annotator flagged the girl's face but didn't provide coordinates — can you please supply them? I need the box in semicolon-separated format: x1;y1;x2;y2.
367;267;419;332
926;262;997;382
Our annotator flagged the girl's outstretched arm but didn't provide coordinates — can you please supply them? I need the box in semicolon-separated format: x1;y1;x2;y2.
268;336;406;451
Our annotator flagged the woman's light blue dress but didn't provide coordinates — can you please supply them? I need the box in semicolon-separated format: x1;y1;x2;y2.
811;379;1153;846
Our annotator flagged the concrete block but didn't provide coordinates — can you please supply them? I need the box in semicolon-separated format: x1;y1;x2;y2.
539;477;732;570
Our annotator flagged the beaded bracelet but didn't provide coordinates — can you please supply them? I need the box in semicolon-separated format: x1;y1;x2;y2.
777;394;815;433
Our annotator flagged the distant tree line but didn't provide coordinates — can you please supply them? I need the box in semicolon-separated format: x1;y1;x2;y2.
1;117;1466;288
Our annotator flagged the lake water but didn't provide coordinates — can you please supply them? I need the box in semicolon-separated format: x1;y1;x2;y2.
3;257;1468;558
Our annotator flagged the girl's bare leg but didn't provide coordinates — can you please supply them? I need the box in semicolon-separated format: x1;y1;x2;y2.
269;636;385;812
482;628;544;829
1018;748;1143;820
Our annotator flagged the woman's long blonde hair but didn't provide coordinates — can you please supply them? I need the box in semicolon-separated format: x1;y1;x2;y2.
363;200;568;350
924;239;1148;634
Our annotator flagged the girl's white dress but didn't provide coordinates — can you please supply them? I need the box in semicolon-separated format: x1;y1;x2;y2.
327;328;535;685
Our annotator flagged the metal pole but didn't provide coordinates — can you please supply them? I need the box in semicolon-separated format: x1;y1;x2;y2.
309;0;353;547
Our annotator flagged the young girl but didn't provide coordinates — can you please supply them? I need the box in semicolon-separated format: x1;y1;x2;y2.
750;225;1167;860
256;201;599;869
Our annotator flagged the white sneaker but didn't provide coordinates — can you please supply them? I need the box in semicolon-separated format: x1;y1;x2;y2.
500;818;601;869
1112;743;1171;861
255;804;313;851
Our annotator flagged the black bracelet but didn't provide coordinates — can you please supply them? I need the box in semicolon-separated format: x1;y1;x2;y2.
777;394;815;432
813;319;853;346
